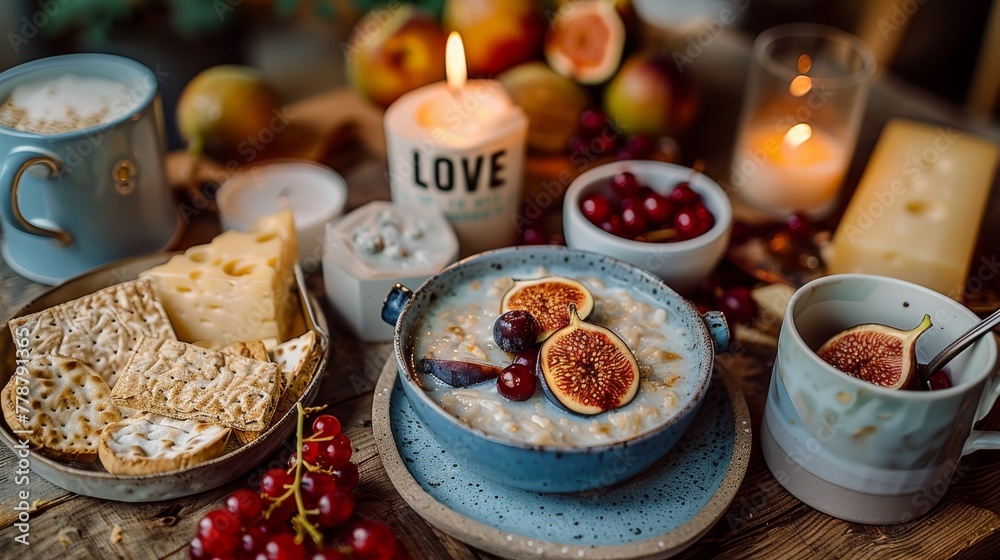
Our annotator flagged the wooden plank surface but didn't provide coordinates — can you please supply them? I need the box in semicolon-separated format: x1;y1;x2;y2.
2;29;1000;560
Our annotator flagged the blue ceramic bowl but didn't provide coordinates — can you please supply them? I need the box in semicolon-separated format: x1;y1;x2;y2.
381;246;729;493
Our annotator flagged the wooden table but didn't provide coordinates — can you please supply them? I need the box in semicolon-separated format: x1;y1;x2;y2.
2;31;1000;559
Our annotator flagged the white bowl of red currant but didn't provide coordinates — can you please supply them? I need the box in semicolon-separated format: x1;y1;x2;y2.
564;160;732;293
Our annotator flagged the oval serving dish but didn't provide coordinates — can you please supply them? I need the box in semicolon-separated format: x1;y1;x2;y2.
382;246;729;493
0;253;329;502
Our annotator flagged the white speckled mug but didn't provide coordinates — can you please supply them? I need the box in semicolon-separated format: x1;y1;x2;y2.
761;274;999;524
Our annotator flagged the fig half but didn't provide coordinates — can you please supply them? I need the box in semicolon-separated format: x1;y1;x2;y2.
418;358;502;388
817;314;933;389
501;276;595;342
537;304;639;415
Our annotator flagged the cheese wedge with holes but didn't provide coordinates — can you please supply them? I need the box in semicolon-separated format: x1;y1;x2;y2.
141;210;298;345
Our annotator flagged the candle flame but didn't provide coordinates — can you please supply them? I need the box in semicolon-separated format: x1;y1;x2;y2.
783;123;813;150
789;75;812;97
797;54;812;74
446;32;467;92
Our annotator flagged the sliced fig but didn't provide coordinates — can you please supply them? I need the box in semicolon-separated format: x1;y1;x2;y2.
500;276;595;342
537;304;639;415
417;358;502;388
817;314;933;389
544;0;626;85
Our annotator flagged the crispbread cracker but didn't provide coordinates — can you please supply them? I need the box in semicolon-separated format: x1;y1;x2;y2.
8;280;176;388
2;355;122;462
110;336;280;431
232;331;318;445
98;413;230;475
219;340;272;445
220;340;269;362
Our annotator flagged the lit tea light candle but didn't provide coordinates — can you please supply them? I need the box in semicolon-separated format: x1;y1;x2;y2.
731;53;850;217
384;32;528;256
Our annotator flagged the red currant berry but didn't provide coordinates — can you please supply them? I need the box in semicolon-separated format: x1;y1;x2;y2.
346;520;398;560
189;536;208;559
300;470;335;503
199;509;240;540
301;441;320;464
669;182;701;205
226;489;263;525
320;434;353;469
512;348;539;374
580;193;612;225
497;363;536;401
718;286;757;324
610;172;641;198
241;524;279;556
316;489;356;528
260;469;293;499
262;533;308;560
620;207;648;237
332;462;360;491
600;215;627;237
264;497;296;525
312;414;341;439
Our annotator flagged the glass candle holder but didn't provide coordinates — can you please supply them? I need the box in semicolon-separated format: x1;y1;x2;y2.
730;24;875;219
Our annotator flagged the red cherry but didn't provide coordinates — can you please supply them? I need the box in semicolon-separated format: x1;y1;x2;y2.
312;415;341;438
316;489;356;528
320;434;353;468
669;182;701;205
673;208;699;240
619;195;643;210
301;441;320;464
262;533;308;560
600;215;627;237
641;192;674;228
928;370;952;391
512;348;539;373
497;363;536;401
718;286;757;324
332;462;360;491
580;193;612;225
620;207;648;237
692;204;715;236
260;469;293;499
520;224;547;245
345;520;398;560
226;489;264;525
610;172;641;198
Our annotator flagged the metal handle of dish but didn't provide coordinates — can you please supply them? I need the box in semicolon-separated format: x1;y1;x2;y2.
0;149;73;246
382;283;413;327
702;311;730;354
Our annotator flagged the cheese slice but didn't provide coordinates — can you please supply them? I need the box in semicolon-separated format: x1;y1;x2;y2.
828;121;999;298
141;210;298;345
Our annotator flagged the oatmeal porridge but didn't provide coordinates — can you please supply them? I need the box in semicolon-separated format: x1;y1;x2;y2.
412;266;698;447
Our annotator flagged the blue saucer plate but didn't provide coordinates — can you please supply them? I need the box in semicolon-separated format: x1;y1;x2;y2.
372;358;751;560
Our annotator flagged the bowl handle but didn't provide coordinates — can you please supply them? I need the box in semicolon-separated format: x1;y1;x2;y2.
702;311;730;353
381;283;413;327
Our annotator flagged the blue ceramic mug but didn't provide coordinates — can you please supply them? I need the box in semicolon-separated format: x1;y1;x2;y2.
0;54;180;284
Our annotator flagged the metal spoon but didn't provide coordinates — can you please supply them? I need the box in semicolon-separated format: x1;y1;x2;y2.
918;307;1000;385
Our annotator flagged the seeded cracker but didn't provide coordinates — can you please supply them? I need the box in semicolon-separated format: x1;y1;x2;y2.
110;336;280;431
2;355;122;462
8;280;176;388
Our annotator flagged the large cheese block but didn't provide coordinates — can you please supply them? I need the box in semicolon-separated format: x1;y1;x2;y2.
828;120;999;299
141;210;298;345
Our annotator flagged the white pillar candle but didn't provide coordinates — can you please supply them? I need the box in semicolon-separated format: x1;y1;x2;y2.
216;161;348;265
384;32;528;256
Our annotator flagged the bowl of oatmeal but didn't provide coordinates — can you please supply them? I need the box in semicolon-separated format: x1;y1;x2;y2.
381;246;729;492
